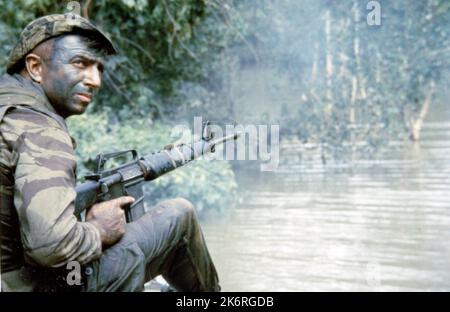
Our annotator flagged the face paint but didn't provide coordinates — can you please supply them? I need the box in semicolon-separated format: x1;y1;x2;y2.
39;35;106;118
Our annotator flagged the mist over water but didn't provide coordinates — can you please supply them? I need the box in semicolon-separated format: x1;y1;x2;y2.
200;1;450;291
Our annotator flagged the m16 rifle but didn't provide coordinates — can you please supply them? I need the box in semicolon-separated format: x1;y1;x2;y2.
74;123;239;222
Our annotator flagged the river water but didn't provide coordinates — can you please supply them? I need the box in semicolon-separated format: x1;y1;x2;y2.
202;107;450;291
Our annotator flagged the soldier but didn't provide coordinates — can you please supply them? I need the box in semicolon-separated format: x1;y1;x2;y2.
0;14;220;292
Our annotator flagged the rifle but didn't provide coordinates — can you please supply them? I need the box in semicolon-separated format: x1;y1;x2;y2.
74;123;239;222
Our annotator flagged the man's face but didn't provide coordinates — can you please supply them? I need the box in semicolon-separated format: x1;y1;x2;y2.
39;35;105;118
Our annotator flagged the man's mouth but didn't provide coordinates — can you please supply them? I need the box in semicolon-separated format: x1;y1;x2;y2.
75;92;92;103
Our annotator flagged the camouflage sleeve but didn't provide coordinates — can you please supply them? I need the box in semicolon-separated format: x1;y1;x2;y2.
0;108;102;268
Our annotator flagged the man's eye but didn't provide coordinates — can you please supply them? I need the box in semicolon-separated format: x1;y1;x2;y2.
73;60;86;67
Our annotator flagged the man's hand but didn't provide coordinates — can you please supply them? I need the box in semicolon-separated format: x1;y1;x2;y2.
86;196;135;248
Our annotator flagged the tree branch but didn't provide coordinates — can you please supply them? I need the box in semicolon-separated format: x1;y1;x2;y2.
161;0;198;61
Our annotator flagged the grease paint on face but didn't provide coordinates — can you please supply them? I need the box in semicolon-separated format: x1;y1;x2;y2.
40;35;106;118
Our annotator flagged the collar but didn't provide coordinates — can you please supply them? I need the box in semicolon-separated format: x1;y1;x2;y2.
11;73;59;115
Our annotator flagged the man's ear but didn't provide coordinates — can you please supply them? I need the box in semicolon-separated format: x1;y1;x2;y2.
24;53;44;83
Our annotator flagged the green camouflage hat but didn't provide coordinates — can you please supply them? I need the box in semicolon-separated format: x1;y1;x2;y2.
7;13;117;74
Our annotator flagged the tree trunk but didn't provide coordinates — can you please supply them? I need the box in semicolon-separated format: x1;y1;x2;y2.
409;81;435;141
324;9;333;105
353;1;367;102
311;41;319;84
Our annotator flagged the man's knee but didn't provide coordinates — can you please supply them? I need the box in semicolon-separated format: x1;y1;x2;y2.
155;197;197;223
172;197;195;213
151;197;199;245
170;197;197;225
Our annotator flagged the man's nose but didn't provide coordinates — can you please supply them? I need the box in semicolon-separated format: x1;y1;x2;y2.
84;65;102;89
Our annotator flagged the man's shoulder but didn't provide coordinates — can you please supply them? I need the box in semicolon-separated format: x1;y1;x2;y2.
1;106;76;164
0;73;62;125
0;104;72;153
0;73;34;102
0;74;59;128
0;73;19;88
0;74;75;151
1;105;63;133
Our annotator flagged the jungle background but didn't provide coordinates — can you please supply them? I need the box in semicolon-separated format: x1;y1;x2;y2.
1;0;450;291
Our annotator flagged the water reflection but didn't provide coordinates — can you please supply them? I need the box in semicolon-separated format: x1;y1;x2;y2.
202;121;450;291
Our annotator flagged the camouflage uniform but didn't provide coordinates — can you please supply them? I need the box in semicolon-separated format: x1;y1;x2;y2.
0;73;102;291
0;14;219;292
